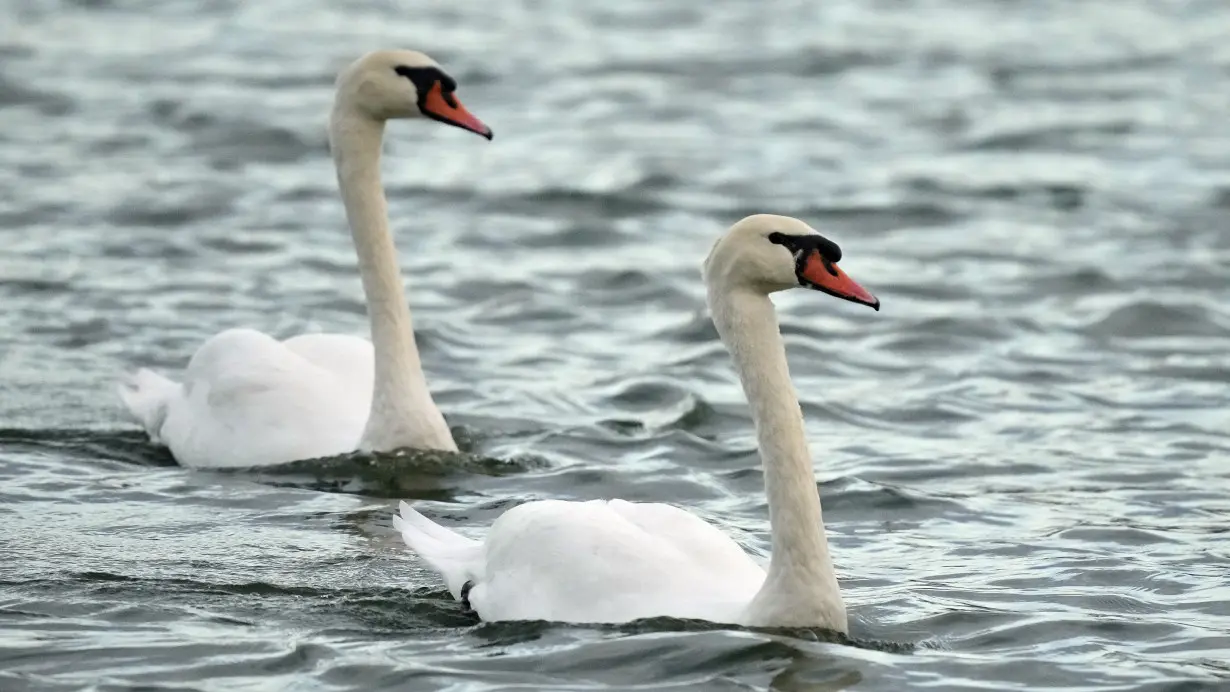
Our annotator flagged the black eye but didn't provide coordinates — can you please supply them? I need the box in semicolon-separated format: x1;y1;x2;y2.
819;238;842;263
766;231;842;263
393;65;425;83
394;65;458;103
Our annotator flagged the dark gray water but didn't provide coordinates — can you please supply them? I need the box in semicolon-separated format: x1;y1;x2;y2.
3;0;1229;690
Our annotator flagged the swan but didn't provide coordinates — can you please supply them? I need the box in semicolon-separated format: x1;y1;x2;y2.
394;214;880;631
118;50;493;468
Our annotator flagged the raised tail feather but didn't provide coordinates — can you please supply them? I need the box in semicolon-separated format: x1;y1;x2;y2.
117;368;180;443
393;501;482;600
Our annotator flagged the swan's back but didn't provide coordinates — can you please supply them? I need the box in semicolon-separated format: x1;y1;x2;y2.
121;329;376;468
463;499;766;623
282;333;374;397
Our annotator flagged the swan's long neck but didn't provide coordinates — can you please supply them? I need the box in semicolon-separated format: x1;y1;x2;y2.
708;285;846;630
328;108;456;452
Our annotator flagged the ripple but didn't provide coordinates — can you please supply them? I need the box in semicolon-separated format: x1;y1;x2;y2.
3;0;1230;690
0;72;73;115
1083;300;1229;339
146;99;318;166
104;186;237;229
235;446;551;499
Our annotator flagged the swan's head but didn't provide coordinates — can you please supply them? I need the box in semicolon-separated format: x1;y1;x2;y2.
334;49;492;139
703;214;879;310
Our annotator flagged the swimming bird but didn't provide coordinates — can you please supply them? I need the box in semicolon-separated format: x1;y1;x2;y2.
395;214;880;631
118;50;492;468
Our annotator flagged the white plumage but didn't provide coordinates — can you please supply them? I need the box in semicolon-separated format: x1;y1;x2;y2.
118;50;493;467
396;214;881;631
118;330;374;468
394;499;766;623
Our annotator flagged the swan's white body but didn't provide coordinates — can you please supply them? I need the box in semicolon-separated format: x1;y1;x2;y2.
396;215;881;631
120;331;374;468
397;499;767;623
118;50;492;468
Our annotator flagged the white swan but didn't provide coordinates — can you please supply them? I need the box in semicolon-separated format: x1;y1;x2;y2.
395;214;880;631
118;50;493;468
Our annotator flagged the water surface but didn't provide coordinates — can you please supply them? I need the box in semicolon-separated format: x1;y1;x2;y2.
3;0;1230;690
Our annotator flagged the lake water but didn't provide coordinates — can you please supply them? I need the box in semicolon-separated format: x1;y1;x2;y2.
2;0;1229;690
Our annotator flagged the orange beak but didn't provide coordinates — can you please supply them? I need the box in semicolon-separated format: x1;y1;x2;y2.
421;82;493;140
799;251;879;310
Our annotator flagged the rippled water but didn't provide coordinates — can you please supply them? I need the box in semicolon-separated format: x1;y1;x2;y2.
3;0;1230;690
